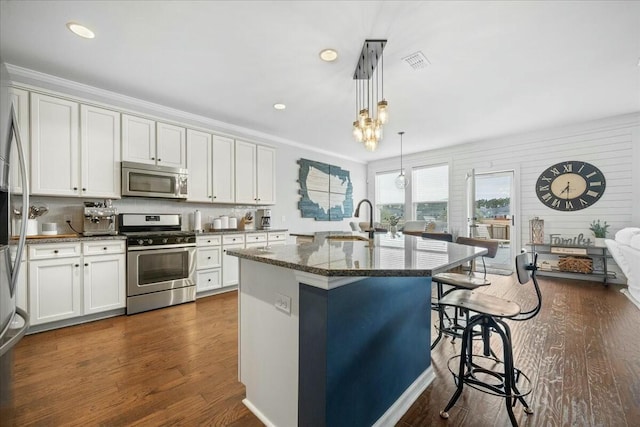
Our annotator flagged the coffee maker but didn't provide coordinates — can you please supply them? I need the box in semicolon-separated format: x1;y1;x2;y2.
256;209;271;230
83;200;117;236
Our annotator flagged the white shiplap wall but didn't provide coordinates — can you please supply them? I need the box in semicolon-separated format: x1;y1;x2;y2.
368;113;639;281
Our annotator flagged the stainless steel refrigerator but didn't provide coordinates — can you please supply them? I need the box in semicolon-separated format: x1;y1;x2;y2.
0;102;30;410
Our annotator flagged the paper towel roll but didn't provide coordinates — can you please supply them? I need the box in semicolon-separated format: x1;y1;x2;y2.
194;210;202;232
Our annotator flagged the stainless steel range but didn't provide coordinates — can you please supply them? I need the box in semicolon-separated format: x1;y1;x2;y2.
119;213;196;315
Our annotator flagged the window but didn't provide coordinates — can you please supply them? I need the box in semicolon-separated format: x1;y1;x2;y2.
412;164;449;232
375;171;405;227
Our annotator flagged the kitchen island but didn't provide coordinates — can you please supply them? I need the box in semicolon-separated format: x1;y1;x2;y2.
227;232;485;427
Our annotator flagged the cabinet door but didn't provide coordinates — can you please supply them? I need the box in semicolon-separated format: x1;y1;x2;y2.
212;135;235;203
196;269;222;293
122;114;156;165
186;129;212;202
8;88;29;194
81;105;121;198
156;122;186;168
256;145;276;205
197;246;222;270
30;93;80;196
222;243;244;287
83;254;126;314
234;140;257;204
29;257;82;325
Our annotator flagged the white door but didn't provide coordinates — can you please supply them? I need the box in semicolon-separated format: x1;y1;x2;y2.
222;243;244;287
473;170;515;273
122;114;156;165
80;105;121;198
187;129;212;202
156;122;186;168
234;140;257;204
30;93;80;196
256;145;276;205
29;257;82;325
83;254;126;314
212;135;235;203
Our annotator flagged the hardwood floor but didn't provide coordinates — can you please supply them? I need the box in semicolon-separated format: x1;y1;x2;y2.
2;275;639;426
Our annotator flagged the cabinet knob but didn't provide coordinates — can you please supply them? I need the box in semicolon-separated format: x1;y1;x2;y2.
82;188;87;191
208;278;211;282
73;187;78;191
213;196;217;199
84;263;89;267
209;195;212;199
158;158;162;162
104;247;108;250
75;264;80;267
54;250;59;254
207;256;211;260
151;157;155;160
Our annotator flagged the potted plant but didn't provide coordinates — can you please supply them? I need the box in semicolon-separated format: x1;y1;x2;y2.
589;219;609;245
386;214;400;234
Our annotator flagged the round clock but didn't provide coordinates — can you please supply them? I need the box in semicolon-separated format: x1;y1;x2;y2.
535;161;606;211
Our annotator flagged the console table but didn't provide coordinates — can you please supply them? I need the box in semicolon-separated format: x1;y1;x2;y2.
527;242;615;284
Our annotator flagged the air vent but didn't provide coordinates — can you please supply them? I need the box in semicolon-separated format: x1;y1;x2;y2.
402;51;430;70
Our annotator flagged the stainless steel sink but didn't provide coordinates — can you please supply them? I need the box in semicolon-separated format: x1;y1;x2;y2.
325;235;369;241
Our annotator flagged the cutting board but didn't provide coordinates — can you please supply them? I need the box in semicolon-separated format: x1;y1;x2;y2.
12;234;79;240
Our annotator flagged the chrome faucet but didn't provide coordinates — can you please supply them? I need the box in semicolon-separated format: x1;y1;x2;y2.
354;199;375;240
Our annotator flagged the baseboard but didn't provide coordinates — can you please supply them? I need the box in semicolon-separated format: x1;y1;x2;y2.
372;366;436;427
242;398;277;427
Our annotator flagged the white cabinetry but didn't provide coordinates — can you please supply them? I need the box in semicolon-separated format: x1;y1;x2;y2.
80;105;121;198
267;232;288;246
245;232;267;248
8;88;29;194
30;93;120;197
222;234;245;287
122;114;186;168
28;243;83;325
196;235;222;293
235;141;276;205
10;247;27;313
30;93;79;196
82;241;126;314
28;240;125;326
187;132;235;203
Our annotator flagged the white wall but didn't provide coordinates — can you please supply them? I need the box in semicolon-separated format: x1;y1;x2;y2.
368;113;640;275
4;65;367;237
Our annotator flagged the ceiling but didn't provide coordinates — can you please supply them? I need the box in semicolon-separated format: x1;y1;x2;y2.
1;1;639;162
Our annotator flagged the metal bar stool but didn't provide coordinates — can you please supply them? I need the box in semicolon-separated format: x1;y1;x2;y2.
438;251;542;427
430;237;499;350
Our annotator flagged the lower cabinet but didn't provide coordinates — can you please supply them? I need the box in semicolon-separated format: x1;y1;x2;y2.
28;240;126;326
222;234;245;288
196;235;222;293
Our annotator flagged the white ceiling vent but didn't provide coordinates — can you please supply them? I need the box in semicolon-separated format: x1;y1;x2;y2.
402;51;430;70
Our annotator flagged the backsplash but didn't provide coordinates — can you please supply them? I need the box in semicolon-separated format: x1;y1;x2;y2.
11;195;261;235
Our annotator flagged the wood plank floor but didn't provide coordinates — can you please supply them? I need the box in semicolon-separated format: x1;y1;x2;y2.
2;275;639;426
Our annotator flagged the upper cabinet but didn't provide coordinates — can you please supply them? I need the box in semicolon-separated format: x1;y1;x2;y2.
187;132;236;204
8;88;29;194
30;93;121;198
122;114;186;168
235;140;275;205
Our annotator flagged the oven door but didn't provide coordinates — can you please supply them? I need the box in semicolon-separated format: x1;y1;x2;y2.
127;246;196;296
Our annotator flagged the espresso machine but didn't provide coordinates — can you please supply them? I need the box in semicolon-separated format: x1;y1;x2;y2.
256;209;271;230
83;200;117;236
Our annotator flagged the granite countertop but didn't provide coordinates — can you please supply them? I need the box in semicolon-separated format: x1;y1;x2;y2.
226;231;486;277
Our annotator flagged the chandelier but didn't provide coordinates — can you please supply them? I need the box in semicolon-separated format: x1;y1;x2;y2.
352;40;388;151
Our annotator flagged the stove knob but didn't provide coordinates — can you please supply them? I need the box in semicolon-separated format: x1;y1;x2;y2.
147;239;153;245
137;239;144;246
162;238;169;244
176;237;183;243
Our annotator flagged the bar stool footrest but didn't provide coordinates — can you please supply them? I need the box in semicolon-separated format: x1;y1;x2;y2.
447;355;532;399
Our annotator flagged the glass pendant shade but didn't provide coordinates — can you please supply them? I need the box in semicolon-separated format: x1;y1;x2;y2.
364;137;377;151
395;172;408;189
358;109;369;128
377;99;389;124
363;118;374;140
352;121;364;142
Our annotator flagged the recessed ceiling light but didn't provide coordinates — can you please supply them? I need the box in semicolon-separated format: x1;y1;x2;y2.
273;103;286;110
66;22;95;39
319;48;338;62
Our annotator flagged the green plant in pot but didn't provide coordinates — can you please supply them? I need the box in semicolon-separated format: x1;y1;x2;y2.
589;219;609;244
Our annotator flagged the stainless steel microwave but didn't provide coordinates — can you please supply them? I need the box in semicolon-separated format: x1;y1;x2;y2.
121;161;188;199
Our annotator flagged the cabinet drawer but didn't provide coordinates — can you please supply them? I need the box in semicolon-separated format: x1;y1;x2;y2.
223;234;245;245
82;240;126;255
197;246;222;269
246;233;267;243
29;243;81;260
197;269;222;292
196;235;222;247
268;232;287;243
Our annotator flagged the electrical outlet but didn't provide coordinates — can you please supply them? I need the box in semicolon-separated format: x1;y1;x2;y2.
274;293;291;315
64;215;72;222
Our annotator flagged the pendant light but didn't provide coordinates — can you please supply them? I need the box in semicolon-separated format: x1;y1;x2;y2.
395;131;408;189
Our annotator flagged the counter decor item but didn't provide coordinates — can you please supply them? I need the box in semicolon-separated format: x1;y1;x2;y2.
194;210;202;232
229;217;238;229
589;219;609;245
238;212;254;231
529;217;544;244
41;222;57;236
212;218;222;230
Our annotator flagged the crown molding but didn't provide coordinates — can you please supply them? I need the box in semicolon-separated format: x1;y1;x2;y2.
4;63;366;165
